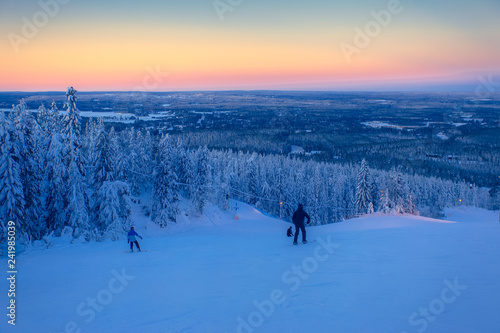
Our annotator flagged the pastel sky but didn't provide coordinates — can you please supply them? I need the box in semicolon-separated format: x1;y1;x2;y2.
1;0;499;91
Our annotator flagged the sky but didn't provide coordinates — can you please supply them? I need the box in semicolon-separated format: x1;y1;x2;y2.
0;0;499;92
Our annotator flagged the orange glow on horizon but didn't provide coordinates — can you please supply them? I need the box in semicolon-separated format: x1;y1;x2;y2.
1;18;499;91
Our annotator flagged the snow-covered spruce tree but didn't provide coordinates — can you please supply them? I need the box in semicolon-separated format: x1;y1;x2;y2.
91;126;116;188
50;100;61;128
389;170;406;213
192;146;209;215
0;112;26;241
246;154;258;205
367;202;375;214
407;194;418;215
44;131;68;235
62;87;89;239
83;117;104;170
14;103;45;240
94;181;131;240
129;135;143;194
37;104;51;136
90;126;131;239
112;128;128;182
176;143;194;198
126;129;154;195
355;159;372;214
151;135;180;227
379;187;391;214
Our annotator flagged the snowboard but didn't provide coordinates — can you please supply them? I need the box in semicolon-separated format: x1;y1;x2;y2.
126;250;148;253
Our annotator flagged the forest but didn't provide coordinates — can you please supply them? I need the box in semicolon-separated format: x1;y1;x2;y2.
0;88;494;245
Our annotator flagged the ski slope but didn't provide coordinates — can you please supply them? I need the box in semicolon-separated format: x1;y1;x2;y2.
1;203;499;333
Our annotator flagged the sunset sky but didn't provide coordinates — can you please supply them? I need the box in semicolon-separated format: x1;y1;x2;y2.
1;0;499;91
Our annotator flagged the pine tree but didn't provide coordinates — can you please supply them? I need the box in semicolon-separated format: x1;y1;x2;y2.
355;159;372;214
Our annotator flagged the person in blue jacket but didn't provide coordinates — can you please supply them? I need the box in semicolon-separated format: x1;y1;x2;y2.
292;203;310;245
127;227;143;252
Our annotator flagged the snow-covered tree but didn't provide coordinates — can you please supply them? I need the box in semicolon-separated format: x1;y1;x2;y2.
37;104;51;136
83;117;104;168
93;181;131;240
192;146;209;215
379;188;391;214
151;135;180;227
407;194;417;215
176;142;194;198
367;202;375;214
92;127;116;187
355;159;372;214
62;87;89;238
0;112;26;239
16;106;44;239
44;132;67;235
246;154;258;205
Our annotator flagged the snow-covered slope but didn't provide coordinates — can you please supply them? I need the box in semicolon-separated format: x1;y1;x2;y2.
1;203;499;333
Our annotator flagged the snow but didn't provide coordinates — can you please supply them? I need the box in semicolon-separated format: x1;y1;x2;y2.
16;109;174;123
360;121;421;130
437;132;449;140
1;202;499;333
289;145;305;155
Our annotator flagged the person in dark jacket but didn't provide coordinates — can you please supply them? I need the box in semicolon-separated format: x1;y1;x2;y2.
127;227;143;252
292;203;310;245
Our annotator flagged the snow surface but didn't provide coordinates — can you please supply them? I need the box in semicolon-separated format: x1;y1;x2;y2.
1;203;499;333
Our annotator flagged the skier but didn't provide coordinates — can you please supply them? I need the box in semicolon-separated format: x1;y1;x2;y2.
287;226;293;237
292;203;310;245
127;227;143;252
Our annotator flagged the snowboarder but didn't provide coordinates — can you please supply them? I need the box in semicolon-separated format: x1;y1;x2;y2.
287;226;293;237
292;203;310;245
128;227;143;252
